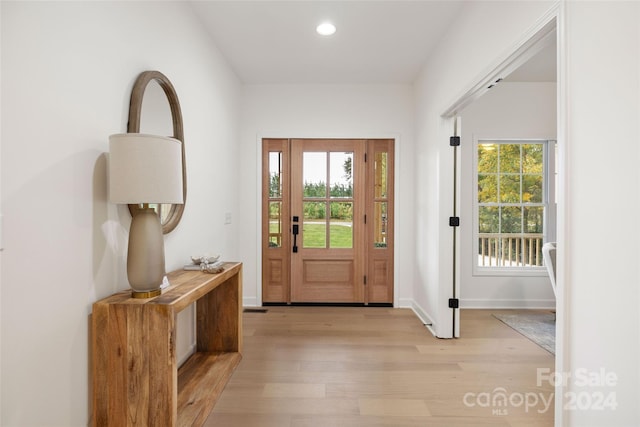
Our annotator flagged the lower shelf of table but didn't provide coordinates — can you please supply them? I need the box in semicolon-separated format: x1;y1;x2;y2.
177;351;242;427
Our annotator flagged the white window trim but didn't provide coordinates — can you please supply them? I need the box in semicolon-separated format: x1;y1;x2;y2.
472;137;556;277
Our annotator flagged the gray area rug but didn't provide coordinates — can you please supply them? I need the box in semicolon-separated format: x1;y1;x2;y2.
493;312;556;355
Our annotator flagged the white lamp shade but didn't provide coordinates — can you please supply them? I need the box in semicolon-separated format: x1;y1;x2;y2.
109;133;184;204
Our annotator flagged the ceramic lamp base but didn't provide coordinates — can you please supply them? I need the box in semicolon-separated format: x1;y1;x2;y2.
127;207;165;297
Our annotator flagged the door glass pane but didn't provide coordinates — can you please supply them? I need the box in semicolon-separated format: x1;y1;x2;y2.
303;202;326;248
303;152;327;198
374;202;387;248
269;152;283;198
374;152;388;198
268;201;282;248
330;152;353;198
329;202;353;248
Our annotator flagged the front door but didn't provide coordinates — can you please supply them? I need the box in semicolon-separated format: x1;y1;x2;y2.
291;139;364;302
262;138;394;304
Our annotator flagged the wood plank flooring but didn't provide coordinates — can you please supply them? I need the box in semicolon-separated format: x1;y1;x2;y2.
204;307;555;427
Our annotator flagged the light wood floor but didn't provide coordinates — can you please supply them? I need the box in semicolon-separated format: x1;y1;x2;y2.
205;307;555;427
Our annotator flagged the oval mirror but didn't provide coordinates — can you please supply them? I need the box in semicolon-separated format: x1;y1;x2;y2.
127;71;186;234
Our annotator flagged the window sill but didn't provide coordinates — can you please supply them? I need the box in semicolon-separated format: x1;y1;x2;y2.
473;267;547;277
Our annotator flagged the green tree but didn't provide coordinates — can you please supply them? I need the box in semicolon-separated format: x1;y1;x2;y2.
269;172;281;197
304;181;326;198
477;142;545;236
343;156;352;181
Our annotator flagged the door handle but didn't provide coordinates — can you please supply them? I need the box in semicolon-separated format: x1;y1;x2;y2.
292;215;299;253
292;224;299;253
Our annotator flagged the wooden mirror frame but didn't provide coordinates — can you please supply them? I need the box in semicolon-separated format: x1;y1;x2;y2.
127;70;187;234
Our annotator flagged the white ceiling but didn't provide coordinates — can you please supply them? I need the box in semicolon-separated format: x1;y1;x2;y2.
190;1;465;84
189;1;556;85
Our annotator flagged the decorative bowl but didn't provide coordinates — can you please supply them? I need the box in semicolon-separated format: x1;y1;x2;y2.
191;254;221;265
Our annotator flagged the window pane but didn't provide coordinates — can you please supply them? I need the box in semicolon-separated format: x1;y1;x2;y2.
374;202;388;248
268;201;282;248
499;144;521;173
269;152;283;198
524;206;544;233
522;144;544;173
478;144;498;173
501;206;522;234
329;202;353;248
478;174;497;203
303;152;326;198
476;140;547;269
375;152;388;198
500;174;521;203
523;174;543;203
303;202;326;248
479;206;499;233
330;152;353;198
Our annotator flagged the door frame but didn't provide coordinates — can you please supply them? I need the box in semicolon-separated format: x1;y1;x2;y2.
256;134;401;307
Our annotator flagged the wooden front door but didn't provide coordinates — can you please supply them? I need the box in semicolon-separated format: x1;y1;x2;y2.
290;139;365;302
262;138;394;304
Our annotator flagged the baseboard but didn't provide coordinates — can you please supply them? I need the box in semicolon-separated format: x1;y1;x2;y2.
408;299;437;336
461;298;556;309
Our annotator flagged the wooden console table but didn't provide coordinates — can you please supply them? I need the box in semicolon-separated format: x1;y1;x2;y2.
92;262;242;426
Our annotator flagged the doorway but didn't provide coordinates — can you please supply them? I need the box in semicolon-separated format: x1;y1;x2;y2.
440;16;559;338
261;138;394;304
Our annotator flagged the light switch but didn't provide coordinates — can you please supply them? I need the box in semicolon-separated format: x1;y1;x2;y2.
224;212;232;224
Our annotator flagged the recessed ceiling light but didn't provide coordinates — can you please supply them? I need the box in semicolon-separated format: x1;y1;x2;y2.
316;22;336;36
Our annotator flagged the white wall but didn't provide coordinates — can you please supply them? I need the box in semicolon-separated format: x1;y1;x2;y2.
1;2;241;425
562;2;639;425
459;82;557;309
239;84;415;307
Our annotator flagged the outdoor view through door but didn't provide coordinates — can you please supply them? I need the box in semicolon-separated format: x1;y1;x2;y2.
262;139;394;304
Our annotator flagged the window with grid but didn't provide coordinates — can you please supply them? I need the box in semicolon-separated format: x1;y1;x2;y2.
475;140;552;271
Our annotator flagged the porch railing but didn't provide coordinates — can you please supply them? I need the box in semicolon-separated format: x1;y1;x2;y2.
478;233;544;267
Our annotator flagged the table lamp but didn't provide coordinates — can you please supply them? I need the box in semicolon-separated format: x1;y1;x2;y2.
109;133;184;298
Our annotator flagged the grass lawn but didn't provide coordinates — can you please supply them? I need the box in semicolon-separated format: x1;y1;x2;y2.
304;222;352;248
270;221;353;248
